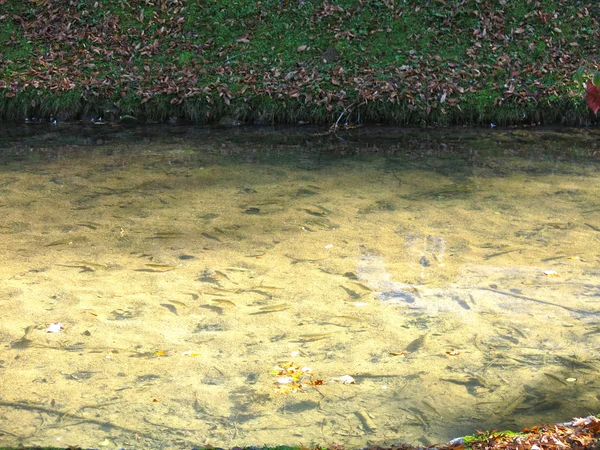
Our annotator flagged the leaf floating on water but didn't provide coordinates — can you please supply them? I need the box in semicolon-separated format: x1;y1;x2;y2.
46;322;64;333
331;375;355;384
544;270;560;278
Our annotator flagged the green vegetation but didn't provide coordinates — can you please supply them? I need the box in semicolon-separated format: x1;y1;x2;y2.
0;0;598;125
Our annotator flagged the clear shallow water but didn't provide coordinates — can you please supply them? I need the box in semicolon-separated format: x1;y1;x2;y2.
1;125;600;448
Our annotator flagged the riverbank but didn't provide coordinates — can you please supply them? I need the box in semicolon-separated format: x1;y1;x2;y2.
0;0;598;126
0;415;599;450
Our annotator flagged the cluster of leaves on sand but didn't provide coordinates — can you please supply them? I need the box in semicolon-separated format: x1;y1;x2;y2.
457;416;600;450
0;0;598;125
309;416;600;450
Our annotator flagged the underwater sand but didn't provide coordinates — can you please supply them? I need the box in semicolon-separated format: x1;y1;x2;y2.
1;126;600;448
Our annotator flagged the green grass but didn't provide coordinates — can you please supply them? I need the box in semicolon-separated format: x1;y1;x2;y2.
0;0;597;125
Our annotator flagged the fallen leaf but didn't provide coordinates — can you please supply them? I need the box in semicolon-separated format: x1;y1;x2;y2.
46;322;64;333
331;375;355;384
586;81;600;115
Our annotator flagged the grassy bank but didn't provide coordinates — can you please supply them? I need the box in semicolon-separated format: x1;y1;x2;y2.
0;0;599;126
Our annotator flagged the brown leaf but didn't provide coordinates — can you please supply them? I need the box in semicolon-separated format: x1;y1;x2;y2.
586;82;600;115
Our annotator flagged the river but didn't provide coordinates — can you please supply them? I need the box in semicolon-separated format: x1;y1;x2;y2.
0;124;599;448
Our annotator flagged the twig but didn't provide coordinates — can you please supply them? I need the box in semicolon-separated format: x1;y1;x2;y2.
330;100;367;134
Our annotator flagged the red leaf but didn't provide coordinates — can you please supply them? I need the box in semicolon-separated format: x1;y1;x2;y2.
586;82;600;115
